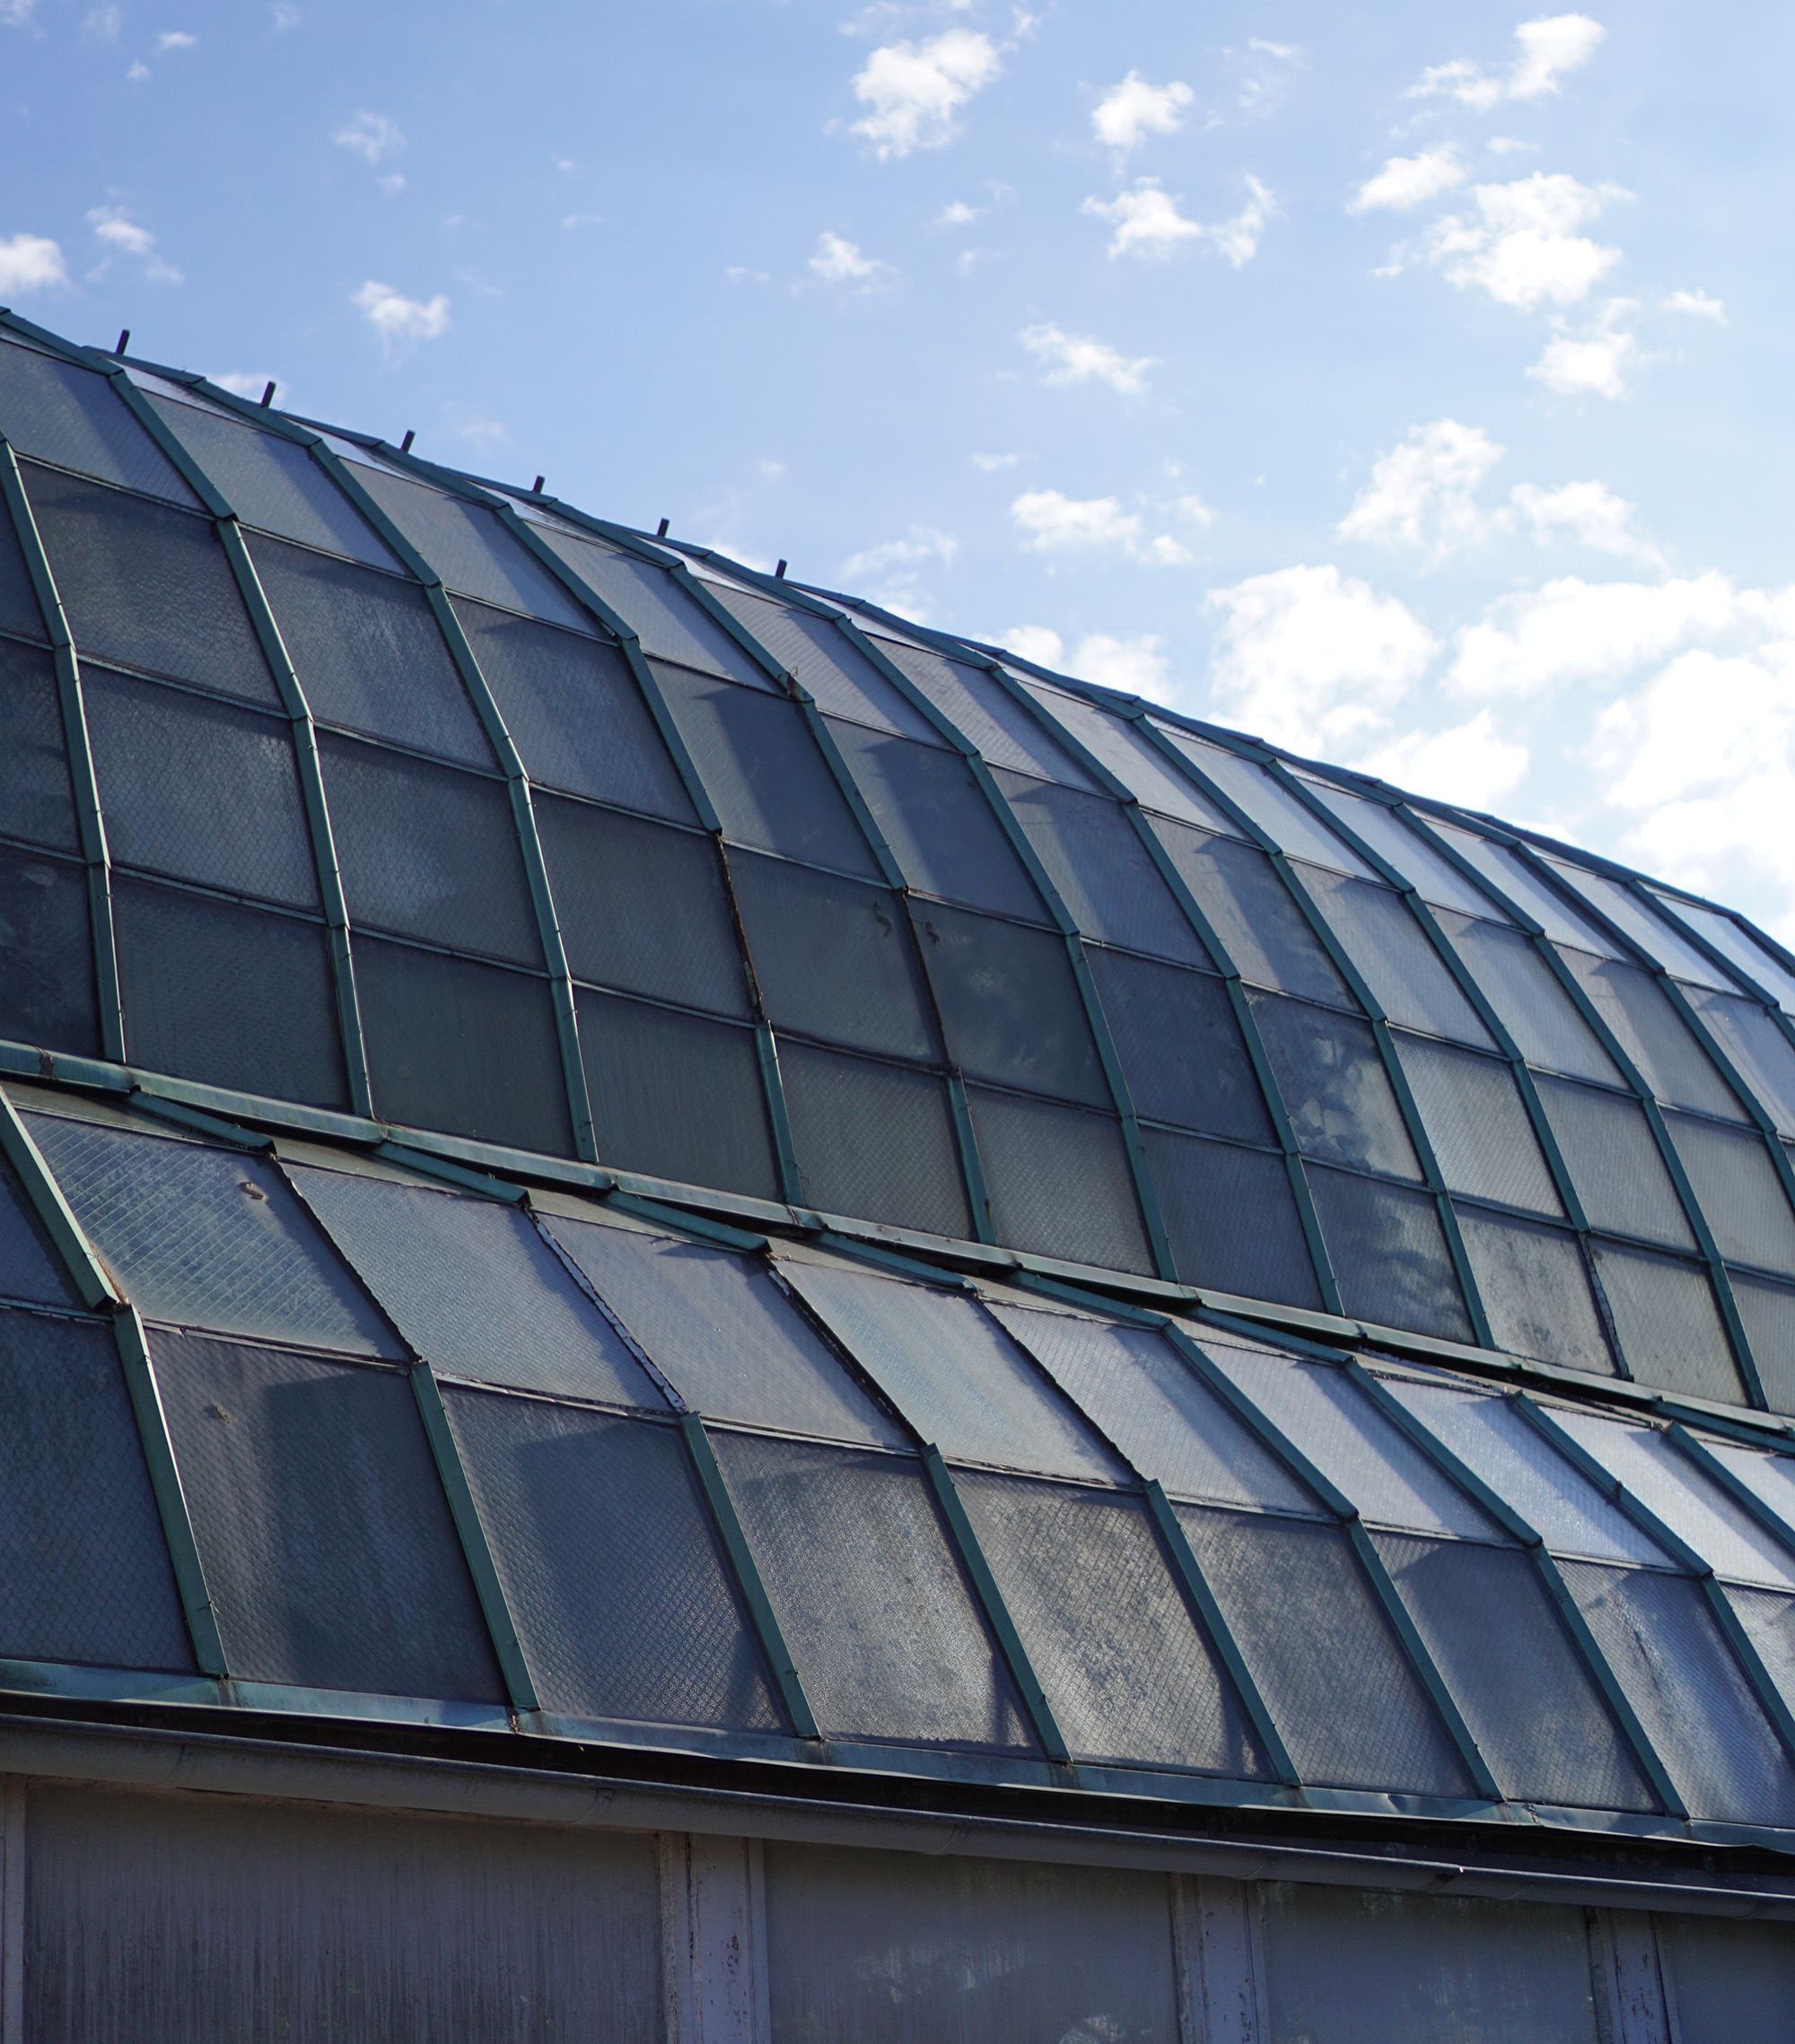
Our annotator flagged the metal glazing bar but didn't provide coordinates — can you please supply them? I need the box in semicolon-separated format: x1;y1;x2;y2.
0;440;125;1063
679;1412;819;1740
0;1085;118;1309
946;1072;995;1244
1345;1359;1689;1815
300;446;598;1162
919;1445;1071;1764
1517;1393;1795;1769
112;1304;227;1677
1666;1423;1795;1558
752;1024;804;1206
409;1359;538;1712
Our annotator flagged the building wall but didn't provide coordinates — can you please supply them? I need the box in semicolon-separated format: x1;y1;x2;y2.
2;1778;1790;2042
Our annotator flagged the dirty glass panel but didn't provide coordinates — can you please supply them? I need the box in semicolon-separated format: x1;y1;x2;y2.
1395;1035;1560;1213
1541;857;1729;986
537;800;749;1017
1455;1209;1615;1376
23;1110;397;1354
1732;1273;1795;1417
1019;684;1232;829
442;1388;782;1731
1656;895;1795;1011
1656;1913;1795;2044
1248;996;1420;1178
1432;912;1621;1084
1151;820;1351;1004
1428;824;1619;952
1533;1076;1694;1248
1143;1130;1322;1307
780;1044;971;1242
0;511;44;642
704;585;941;739
286;1163;661;1406
1680;986;1795;1134
1298;780;1500;917
1086;949;1266;1141
1153;730;1379;875
1665;1112;1795;1275
153;1329;504;1699
713;1431;1033;1749
868;636;1097;787
577;991;775;1199
0;1140;79;1310
1588;1241;1745;1406
1557;948;1747;1121
968;1088;1154;1275
0;847;99;1058
529;527;769;684
1297;867;1494;1046
0;340;192;502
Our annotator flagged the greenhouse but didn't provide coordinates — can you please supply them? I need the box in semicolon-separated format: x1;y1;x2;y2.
0;306;1790;2037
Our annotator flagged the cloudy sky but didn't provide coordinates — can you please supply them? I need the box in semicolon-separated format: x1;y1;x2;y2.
4;1;1791;930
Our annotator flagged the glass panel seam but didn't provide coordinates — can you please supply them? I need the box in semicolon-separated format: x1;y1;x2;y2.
1624;875;1776;1005
0;437;125;1061
1667;1423;1795;1560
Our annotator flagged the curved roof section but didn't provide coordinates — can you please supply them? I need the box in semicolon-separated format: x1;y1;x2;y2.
1;310;1795;1441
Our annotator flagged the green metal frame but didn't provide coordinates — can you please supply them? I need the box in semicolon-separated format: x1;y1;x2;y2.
0;1085;118;1308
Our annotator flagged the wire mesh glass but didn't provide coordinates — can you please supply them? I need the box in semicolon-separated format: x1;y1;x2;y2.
1588;1240;1746;1405
0;1304;193;1672
1541;857;1729;987
1533;1075;1694;1248
23;465;278;706
778;1043;971;1241
1310;1167;1475;1341
248;535;494;767
967;1086;1154;1275
1731;1271;1795;1417
1141;1129;1323;1306
1428;825;1619;951
1680;986;1795;1135
1657;895;1795;1010
354;937;573;1157
1556;948;1747;1120
703;586;941;739
1150;820;1352;1003
1665;1111;1795;1275
442;1386;784;1731
537;799;749;1016
1297;781;1498;917
0;511;45;643
1395;1035;1561;1214
1085;948;1265;1140
866;636;1097;787
1703;1436;1795;1539
529;528;770;684
1454;1207;1616;1375
1297;868;1494;1046
1018;683;1232;828
711;1429;1034;1749
0;339;193;502
576;989;777;1200
1247;995;1420;1177
1153;731;1380;876
1432;912;1622;1084
543;1211;904;1444
0;1145;80;1310
956;1470;1269;1775
153;1329;505;1699
0;848;96;1060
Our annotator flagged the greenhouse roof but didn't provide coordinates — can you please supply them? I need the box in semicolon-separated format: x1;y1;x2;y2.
5;307;1795;1874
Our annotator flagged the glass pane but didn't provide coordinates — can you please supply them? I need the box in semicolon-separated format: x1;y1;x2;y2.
1681;986;1795;1134
320;735;539;965
993;773;1207;965
1533;1075;1694;1248
1702;1437;1795;1537
957;1471;1269;1774
986;1302;1321;1512
1087;949;1267;1141
1396;1035;1560;1213
576;990;777;1200
348;464;590;628
731;853;938;1060
85;671;316;909
24;1108;397;1354
146;396;394;566
1732;1272;1795;1416
530;528;770;684
1299;780;1498;916
1562;1559;1795;1825
1557;948;1747;1120
1542;857;1729;986
537;800;749;1016
113;882;346;1110
442;1387;783;1730
0;1305;191;1671
1014;681;1234;830
868;636;1097;787
651;664;878;877
1379;1375;1669;1560
1433;912;1621;1083
704;585;941;739
0;847;99;1058
153;1328;504;1699
712;1430;1032;1748
1372;1532;1653;1812
248;536;493;768
0;1141;80;1309
968;1087;1153;1275
1666;1112;1795;1274
1430;824;1618;951
543;1211;902;1444
287;1163;661;1405
1151;820;1351;1004
779;1043;970;1241
0;338;192;501
1152;731;1378;875
913;904;1107;1105
449;596;693;817
1656;895;1795;1010
1175;1504;1471;1794
825;718;1046;921
1248;996;1420;1178
1655;1915;1795;2044
0;494;40;642
0;639;77;852
780;1258;1124;1481
1589;1240;1745;1404
24;465;278;707
1203;1341;1497;1537
1143;1130;1322;1307
1298;868;1494;1046
1455;1209;1615;1376
355;938;572;1157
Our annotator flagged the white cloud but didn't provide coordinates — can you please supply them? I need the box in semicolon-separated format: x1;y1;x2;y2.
1348;145;1465;214
1204;563;1438;753
1136;534;1195;566
1528;297;1638;397
1510;480;1660;561
1423;173;1626;310
1001;626;1065;668
212;371;285;401
1336;419;1505;560
808;231;889;283
0;233;67;293
1176;494;1216;528
1448;573;1741;699
841;525;958;578
352;279;450;347
1083;175;1274;265
1012;490;1143;552
83;5;121;38
971;452;1020;471
1070;632;1170;695
725;266;771;284
1665;287;1726;324
334;109;405;166
126;58;148;78
0;0;37;22
155;29;195;50
1359;711;1530;808
1019;322;1154;396
1413;13;1605;111
848;30;1002;159
937;200;981;227
272;4;300;26
1091;72;1194;153
448;411;509;448
86;207;182;284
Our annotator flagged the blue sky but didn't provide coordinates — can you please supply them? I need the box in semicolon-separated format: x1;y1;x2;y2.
4;0;1793;931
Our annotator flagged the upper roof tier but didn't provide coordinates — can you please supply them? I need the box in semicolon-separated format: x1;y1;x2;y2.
4;310;1795;1422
